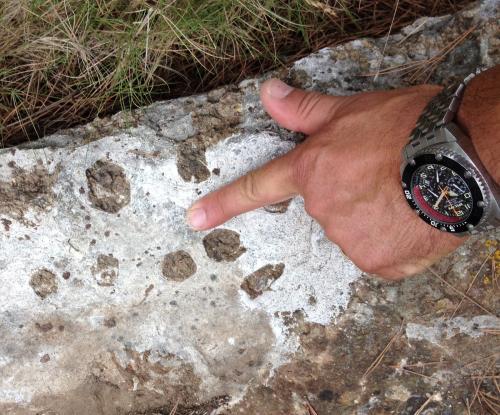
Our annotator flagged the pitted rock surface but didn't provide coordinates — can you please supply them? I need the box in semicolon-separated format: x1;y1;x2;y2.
1;3;499;415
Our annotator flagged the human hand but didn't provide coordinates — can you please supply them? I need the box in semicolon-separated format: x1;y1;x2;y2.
186;79;465;279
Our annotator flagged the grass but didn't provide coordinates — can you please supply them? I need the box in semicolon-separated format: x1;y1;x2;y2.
0;0;473;146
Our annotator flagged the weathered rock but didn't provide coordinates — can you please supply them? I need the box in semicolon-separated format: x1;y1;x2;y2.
1;2;499;414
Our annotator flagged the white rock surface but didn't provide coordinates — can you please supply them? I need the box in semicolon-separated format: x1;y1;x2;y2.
0;130;359;409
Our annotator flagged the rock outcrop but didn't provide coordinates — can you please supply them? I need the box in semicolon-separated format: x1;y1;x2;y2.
1;2;499;414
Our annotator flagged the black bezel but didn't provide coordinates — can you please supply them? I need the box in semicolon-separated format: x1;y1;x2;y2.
402;154;484;234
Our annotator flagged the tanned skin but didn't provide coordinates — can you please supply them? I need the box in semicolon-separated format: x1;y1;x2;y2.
186;66;499;280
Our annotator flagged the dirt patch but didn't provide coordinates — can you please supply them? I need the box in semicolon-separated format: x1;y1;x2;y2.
40;354;50;363
30;269;58;299
35;322;54;332
91;254;119;286
1;218;12;231
0;164;59;222
203;229;246;262
103;318;116;328
241;263;285;299
176;139;210;183
175;89;243;183
161;250;197;282
86;159;130;213
191;89;242;146
131;395;230;415
263;199;292;214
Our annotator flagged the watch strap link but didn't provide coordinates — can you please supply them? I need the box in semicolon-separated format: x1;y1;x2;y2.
408;71;479;149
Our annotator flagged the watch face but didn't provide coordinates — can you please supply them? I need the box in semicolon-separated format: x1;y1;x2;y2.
410;164;473;223
402;154;485;233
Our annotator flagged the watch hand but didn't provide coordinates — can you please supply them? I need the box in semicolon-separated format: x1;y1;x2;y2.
451;183;463;193
442;190;459;216
428;189;440;198
436;169;439;183
448;190;459;197
433;186;448;209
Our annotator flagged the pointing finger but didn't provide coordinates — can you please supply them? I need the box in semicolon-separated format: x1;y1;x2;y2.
186;150;299;230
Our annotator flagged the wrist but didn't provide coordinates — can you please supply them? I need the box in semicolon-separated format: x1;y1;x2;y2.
457;66;500;184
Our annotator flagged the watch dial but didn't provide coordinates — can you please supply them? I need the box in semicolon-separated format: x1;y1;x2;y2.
410;164;473;223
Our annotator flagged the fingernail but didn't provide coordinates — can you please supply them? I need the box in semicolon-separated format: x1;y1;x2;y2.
187;207;207;230
267;79;294;99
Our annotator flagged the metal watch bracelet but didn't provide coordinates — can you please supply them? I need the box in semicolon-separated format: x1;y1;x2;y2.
408;71;479;152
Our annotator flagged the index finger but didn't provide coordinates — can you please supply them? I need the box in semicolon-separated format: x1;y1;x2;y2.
186;149;299;230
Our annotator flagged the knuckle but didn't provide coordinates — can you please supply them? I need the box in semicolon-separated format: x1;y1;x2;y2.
240;171;261;203
213;191;229;220
292;145;318;190
296;92;323;121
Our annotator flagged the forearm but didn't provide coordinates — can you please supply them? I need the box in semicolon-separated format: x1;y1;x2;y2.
457;65;500;183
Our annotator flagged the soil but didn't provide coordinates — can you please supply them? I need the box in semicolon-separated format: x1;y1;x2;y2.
130;395;230;415
176;139;211;183
161;250;197;282
0;164;59;222
92;254;119;286
241;263;285;299
29;268;58;299
86;159;130;213
202;229;246;262
175;89;242;183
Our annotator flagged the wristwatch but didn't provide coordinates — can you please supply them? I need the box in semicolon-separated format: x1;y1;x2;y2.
401;71;500;235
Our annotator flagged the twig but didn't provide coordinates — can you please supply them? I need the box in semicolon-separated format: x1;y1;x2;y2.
362;321;404;380
468;356;497;409
305;400;319;415
450;250;495;318
414;395;433;415
169;399;179;415
373;0;399;82
400;367;434;380
427;268;493;315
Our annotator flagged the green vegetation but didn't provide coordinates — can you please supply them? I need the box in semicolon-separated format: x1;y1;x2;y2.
0;0;470;145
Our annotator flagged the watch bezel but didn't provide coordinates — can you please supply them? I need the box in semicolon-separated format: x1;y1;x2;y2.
401;153;484;234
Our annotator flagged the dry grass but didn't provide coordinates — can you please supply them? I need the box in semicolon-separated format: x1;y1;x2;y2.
0;0;473;146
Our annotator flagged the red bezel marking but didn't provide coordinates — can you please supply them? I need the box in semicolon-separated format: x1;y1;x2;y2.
413;186;462;223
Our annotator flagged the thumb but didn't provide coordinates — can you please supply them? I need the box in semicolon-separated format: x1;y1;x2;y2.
260;78;344;135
